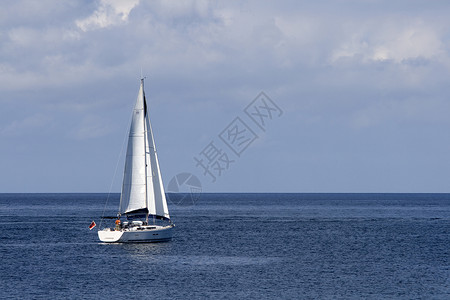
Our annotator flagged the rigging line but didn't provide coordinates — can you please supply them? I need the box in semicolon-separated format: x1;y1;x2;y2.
98;100;134;230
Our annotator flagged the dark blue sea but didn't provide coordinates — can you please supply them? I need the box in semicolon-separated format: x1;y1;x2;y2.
1;193;449;299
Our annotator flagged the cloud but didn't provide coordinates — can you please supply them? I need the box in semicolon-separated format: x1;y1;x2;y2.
71;115;112;140
0;113;51;137
76;0;140;32
2;0;450;192
330;18;444;63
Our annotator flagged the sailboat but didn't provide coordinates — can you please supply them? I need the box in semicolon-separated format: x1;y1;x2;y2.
98;78;174;243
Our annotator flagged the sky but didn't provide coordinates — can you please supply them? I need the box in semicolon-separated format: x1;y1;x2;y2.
1;0;450;193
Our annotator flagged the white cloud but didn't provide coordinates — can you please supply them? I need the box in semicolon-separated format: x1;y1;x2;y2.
76;0;140;32
331;19;444;63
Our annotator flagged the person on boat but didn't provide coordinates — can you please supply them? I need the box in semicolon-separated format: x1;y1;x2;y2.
115;219;121;231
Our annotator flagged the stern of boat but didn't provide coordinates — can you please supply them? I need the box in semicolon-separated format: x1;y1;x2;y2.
98;229;124;243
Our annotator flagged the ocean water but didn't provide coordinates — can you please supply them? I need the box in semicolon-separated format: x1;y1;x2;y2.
0;193;449;299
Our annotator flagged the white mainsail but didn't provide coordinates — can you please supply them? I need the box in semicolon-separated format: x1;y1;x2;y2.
119;79;170;220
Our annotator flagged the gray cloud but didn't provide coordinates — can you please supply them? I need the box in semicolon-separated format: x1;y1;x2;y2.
1;0;450;192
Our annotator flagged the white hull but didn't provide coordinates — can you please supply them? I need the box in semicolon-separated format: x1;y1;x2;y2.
98;225;173;243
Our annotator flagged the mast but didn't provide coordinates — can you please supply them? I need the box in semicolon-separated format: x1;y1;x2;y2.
142;78;149;224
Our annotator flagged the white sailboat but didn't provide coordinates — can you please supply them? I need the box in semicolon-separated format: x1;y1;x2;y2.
98;79;174;243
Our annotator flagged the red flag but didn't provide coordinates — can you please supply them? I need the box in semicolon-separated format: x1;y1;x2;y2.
89;221;96;230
